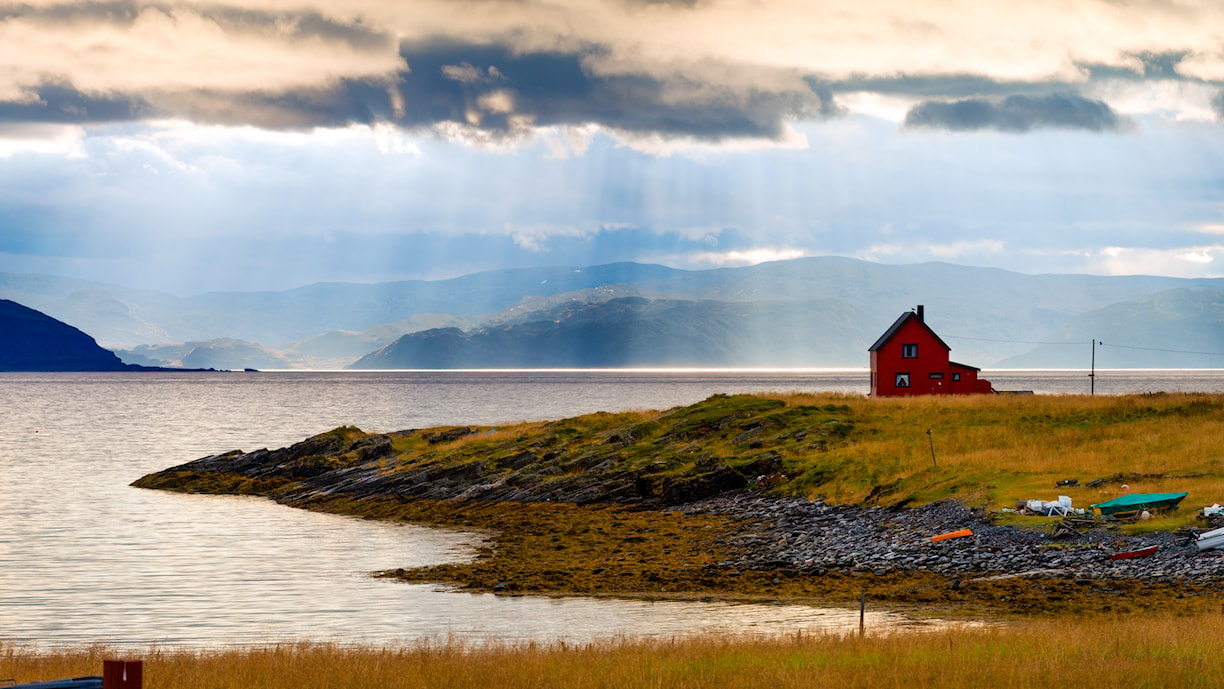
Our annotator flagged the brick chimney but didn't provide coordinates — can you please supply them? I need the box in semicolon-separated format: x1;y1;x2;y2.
916;305;924;323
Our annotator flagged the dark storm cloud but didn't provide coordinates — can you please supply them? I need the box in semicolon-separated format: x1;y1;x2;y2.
903;93;1125;133
163;42;838;138
148;81;398;130
0;84;150;123
833;73;1066;99
390;42;834;139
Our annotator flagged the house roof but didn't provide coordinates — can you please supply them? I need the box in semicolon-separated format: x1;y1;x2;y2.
868;311;952;352
949;360;980;372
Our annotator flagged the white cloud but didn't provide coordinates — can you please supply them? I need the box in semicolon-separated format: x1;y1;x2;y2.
837;93;918;122
0;123;85;158
665;247;808;268
611;124;810;157
373;0;1224;90
858;239;1007;262
0;5;404;102
1089;245;1223;277
505;222;610;252
1176;50;1224;82
139;120;420;155
441;62;505;84
1085;79;1222;121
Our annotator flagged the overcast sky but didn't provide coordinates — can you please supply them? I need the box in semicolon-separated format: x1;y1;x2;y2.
0;0;1222;294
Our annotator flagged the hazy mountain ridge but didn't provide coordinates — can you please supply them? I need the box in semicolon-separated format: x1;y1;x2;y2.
116;339;296;370
998;288;1224;368
351;296;912;369
3;259;1223;369
0;263;686;347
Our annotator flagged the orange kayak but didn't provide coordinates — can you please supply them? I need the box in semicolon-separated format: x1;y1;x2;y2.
931;528;973;542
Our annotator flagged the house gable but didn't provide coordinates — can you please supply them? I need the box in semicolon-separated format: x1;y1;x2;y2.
868;311;952;353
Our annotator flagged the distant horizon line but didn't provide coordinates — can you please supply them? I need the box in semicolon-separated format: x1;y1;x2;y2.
5;254;1223;298
234;367;1224;374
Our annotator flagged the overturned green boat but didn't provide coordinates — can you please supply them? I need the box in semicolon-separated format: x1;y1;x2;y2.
1091;492;1188;516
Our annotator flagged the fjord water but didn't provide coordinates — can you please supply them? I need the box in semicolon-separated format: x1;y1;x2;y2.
2;370;1221;647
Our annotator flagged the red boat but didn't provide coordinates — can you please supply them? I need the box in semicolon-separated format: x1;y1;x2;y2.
1109;545;1159;561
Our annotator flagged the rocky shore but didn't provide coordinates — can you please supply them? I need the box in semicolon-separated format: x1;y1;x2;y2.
685;494;1224;584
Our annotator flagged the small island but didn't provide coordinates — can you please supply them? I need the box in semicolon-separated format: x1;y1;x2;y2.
135;391;1224;617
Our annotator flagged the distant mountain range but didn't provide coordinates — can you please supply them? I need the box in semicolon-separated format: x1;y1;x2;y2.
998;288;1224;368
350;297;870;368
3;258;1223;370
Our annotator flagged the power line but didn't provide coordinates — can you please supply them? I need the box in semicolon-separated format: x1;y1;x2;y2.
1099;342;1224;357
947;333;1224;358
943;334;1090;346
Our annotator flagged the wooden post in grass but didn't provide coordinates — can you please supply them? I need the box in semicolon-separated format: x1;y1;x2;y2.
926;429;937;468
102;660;141;689
859;590;866;635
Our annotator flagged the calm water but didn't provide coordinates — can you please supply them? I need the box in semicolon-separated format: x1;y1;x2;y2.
2;369;1222;648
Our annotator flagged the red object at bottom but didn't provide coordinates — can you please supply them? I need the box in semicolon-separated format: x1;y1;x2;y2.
103;661;142;689
1109;545;1159;561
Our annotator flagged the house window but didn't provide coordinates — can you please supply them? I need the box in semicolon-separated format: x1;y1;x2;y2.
895;373;910;388
952;372;961;382
902;343;918;358
929;372;945;379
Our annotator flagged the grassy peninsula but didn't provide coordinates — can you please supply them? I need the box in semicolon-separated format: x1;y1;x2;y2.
133;392;1224;615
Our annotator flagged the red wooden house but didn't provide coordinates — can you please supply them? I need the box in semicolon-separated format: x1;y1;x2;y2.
868;305;994;397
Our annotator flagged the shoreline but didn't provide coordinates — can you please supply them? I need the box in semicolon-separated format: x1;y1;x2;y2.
169;489;1224;619
132;392;1224;618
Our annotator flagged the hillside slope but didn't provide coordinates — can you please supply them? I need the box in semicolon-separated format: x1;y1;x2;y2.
0;299;136;371
999;289;1224;368
349;297;871;368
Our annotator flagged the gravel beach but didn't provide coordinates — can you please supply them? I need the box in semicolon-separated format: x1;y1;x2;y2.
684;495;1224;584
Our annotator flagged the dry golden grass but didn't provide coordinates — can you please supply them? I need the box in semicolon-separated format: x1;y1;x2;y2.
7;614;1224;689
763;392;1224;517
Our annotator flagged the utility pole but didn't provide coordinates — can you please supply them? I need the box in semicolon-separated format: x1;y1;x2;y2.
1090;339;1097;395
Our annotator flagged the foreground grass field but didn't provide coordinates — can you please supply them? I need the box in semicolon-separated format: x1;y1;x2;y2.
7;614;1224;689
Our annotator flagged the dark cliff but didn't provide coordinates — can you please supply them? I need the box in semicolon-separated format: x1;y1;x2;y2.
0;299;138;371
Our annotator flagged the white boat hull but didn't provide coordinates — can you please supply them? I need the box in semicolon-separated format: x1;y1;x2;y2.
1196;526;1224;551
